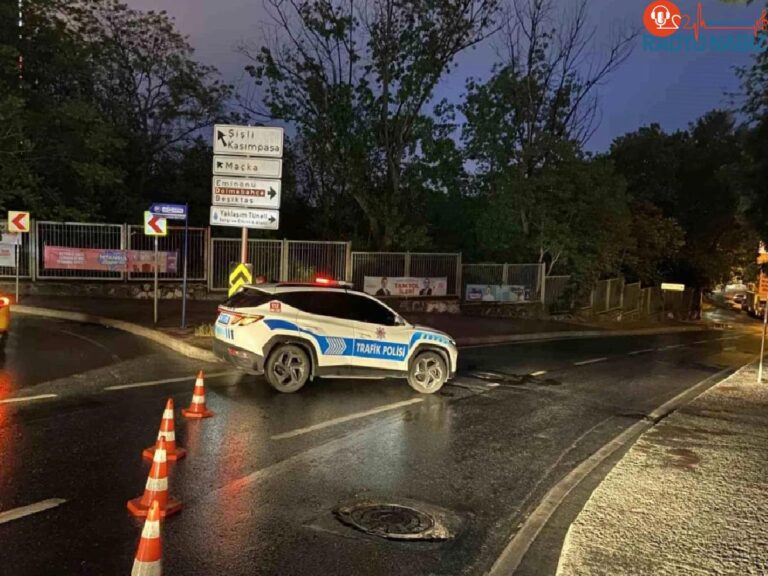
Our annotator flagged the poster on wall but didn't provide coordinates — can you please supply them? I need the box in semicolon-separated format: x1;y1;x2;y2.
363;277;448;297
465;284;532;302
43;246;179;273
0;244;15;268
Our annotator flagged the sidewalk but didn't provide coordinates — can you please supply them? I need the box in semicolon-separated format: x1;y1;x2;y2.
557;363;768;576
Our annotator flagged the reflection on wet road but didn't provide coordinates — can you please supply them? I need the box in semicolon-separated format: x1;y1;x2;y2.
0;312;761;575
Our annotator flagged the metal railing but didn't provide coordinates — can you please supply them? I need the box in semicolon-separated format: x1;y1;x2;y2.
623;282;641;313
127;225;208;282
351;252;462;296
593;278;624;313
0;222;32;279
209;238;282;291
36;221;125;280
285;240;350;283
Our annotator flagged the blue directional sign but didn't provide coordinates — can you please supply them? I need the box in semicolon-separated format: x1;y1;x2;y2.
149;203;187;220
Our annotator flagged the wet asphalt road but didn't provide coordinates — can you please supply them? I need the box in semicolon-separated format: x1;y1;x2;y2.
0;311;763;576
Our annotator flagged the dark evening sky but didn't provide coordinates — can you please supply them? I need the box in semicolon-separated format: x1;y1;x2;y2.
125;0;762;151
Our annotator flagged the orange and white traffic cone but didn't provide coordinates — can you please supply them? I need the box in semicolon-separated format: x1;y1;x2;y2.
181;371;214;419
127;438;182;518
143;399;186;462
131;500;162;576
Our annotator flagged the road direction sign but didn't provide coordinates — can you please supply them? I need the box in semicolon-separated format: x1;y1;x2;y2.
212;177;281;210
8;211;30;233
210;206;280;230
229;262;253;297
144;212;168;236
213;155;282;179
149;203;187;221
213;125;284;158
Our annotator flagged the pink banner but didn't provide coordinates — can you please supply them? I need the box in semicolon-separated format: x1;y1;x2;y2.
44;246;178;273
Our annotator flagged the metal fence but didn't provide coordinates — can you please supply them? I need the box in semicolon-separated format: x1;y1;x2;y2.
623;282;641;313
36;221;125;280
209;238;282;291
0;222;32;279
462;263;544;302
544;275;572;312
127;225;208;282
286;241;350;283
593;278;624;313
350;252;462;296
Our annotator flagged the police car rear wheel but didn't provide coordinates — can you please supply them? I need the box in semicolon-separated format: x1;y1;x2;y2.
408;351;447;394
266;344;311;393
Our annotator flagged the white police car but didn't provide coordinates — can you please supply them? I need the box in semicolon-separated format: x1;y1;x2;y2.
213;280;458;394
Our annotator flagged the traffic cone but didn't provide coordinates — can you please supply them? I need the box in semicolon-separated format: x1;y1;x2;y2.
131;500;162;576
181;371;214;419
143;399;186;462
127;438;182;518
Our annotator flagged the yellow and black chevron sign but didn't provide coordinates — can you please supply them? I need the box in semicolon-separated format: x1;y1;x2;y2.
229;262;253;297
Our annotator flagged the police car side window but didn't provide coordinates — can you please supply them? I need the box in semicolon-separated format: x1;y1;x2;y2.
348;295;397;326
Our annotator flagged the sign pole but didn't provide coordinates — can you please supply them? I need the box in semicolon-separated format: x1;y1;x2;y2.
241;227;248;264
181;205;189;329
759;295;768;384
154;237;159;326
14;241;19;304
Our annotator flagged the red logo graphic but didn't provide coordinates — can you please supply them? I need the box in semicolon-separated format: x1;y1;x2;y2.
376;327;386;340
644;1;681;37
269;301;281;313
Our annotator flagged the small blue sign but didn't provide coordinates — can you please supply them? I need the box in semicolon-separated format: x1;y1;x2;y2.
149;203;187;220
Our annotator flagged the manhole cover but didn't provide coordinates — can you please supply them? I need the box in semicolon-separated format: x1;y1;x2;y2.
334;502;450;541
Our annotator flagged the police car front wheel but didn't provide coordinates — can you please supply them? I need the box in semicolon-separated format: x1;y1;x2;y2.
265;344;311;393
408;351;448;394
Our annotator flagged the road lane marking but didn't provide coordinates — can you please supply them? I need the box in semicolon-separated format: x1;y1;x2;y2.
659;344;686;351
104;371;237;391
723;346;738;351
271;398;424;440
693;340;709;344
573;357;608;366
717;336;742;341
628;349;655;356
54;328;121;362
0;394;58;405
530;370;547;377
0;499;67;524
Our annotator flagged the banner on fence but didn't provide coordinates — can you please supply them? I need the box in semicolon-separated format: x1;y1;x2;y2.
363;276;447;297
0;244;15;268
465;284;532;303
44;246;178;273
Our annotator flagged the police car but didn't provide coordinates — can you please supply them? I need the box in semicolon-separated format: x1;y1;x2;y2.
213;279;457;394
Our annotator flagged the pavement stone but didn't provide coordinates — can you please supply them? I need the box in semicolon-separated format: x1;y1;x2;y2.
557;363;768;576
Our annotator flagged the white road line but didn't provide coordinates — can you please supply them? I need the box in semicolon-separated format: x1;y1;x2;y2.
104;371;237;391
628;349;655;356
0;394;58;405
530;370;548;377
718;336;742;341
573;357;608;366
659;344;686;351
693;340;709;344
271;398;424;440
0;499;67;525
723;346;738;352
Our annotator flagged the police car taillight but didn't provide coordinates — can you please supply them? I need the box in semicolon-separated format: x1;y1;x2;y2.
235;315;263;327
0;297;10;307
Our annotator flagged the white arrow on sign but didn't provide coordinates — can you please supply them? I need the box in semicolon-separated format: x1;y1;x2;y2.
212;177;281;210
213;155;283;179
213;125;284;158
210;206;280;230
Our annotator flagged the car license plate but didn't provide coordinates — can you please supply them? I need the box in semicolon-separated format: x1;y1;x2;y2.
217;313;231;325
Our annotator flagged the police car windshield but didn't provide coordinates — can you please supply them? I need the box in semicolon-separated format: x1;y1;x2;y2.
224;288;271;309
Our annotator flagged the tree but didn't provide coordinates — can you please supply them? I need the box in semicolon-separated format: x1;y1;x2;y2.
459;0;635;277
611;113;754;288
242;0;500;249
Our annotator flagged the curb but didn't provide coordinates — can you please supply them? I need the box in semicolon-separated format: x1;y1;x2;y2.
14;305;221;364
456;325;707;347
